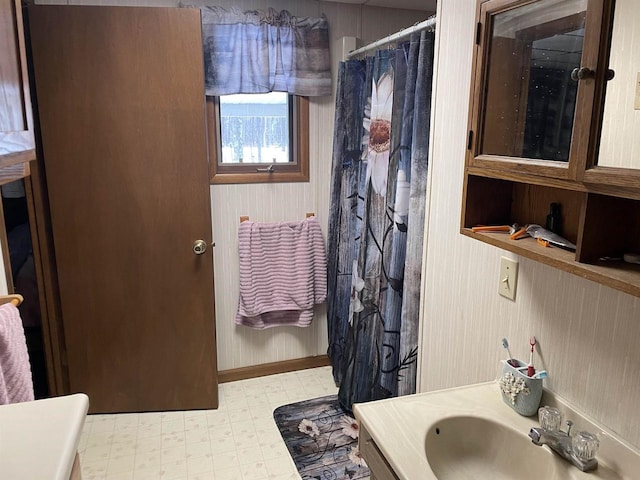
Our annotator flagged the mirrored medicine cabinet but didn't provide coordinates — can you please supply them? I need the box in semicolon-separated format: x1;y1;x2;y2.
462;0;640;298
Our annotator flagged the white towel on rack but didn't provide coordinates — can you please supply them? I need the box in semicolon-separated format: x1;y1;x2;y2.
235;217;327;329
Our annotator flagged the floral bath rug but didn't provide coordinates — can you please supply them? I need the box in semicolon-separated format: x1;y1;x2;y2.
273;395;370;480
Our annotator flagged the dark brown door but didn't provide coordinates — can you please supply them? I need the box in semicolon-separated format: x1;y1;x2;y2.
28;5;218;413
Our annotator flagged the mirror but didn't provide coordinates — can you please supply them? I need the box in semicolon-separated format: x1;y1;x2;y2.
481;0;587;162
598;0;640;170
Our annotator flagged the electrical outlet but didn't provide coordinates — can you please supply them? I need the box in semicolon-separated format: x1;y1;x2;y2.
499;256;518;300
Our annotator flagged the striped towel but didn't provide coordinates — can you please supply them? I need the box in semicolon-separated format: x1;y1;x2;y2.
0;303;34;404
236;217;327;329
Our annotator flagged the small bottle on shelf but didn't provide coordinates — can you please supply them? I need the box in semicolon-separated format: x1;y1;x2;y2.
546;202;561;235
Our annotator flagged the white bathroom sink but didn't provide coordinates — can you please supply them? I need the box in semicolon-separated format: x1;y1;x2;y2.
354;383;638;480
426;415;555;479
424;415;622;479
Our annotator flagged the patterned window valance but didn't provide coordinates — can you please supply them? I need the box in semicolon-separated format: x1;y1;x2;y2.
198;6;332;97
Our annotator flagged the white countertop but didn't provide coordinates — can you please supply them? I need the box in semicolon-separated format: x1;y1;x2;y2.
354;382;640;480
0;394;89;480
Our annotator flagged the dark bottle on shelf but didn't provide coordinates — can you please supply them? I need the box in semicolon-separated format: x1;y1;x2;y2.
546;202;561;235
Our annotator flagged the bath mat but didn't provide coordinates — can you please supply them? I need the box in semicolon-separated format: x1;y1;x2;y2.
273;395;370;479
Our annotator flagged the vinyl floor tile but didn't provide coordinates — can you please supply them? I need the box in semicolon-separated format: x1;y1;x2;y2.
79;367;338;480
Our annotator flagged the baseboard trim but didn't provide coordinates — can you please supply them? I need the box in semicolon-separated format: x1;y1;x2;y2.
218;355;331;384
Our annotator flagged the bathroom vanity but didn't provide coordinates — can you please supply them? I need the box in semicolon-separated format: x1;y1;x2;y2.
354;383;640;479
0;393;89;479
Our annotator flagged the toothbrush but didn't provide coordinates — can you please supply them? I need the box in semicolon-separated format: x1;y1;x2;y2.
527;336;537;377
501;338;517;367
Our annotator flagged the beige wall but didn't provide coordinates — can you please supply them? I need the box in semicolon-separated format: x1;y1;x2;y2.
420;0;640;450
33;0;430;370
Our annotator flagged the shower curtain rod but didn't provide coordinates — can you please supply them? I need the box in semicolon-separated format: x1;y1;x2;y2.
347;14;436;59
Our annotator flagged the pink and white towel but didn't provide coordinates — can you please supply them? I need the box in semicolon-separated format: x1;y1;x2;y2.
0;302;34;404
235;217;327;329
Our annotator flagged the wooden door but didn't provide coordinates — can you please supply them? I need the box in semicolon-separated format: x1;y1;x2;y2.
28;5;218;413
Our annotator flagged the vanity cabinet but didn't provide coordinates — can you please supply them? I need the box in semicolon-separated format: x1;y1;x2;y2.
359;422;399;480
0;0;34;183
462;0;640;297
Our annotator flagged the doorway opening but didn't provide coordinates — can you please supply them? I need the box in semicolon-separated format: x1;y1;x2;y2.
1;178;49;398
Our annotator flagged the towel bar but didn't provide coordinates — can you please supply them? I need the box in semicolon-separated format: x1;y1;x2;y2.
240;213;315;223
0;294;23;306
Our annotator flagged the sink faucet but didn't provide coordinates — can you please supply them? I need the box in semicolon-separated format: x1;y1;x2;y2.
529;420;598;472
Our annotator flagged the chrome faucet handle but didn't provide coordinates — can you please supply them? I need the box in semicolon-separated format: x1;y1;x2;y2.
565;420;573;436
572;431;600;464
538;406;561;431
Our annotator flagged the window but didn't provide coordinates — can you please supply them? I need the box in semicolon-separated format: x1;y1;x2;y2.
207;93;309;184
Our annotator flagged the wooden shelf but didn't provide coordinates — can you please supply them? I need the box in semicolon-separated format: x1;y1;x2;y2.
467;166;640;201
461;229;640;298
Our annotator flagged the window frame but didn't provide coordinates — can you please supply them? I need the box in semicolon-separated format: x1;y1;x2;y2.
206;95;309;184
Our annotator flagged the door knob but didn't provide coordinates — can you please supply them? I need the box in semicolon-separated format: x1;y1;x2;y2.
571;67;595;81
193;239;207;255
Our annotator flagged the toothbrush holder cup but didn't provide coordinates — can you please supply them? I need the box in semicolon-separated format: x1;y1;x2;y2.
498;360;543;416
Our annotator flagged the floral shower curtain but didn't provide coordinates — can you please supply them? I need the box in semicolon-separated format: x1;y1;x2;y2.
327;31;435;411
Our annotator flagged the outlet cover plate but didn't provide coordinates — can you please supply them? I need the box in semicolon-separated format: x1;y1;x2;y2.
499;256;518;300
